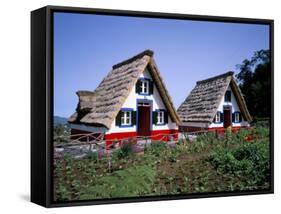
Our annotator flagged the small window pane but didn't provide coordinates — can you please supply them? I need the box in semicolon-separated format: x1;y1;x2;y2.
120;111;132;125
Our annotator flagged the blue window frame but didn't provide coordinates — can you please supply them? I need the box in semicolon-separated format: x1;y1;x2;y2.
118;108;134;127
136;77;153;95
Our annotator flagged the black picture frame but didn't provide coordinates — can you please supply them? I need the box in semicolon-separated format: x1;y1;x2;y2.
31;5;274;208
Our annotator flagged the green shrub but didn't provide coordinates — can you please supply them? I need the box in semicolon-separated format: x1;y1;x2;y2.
208;149;251;174
225;127;233;144
113;140;134;159
233;129;250;142
186;140;206;153
255;127;269;138
233;140;269;183
197;132;217;144
208;140;270;185
146;141;167;157
53;124;70;144
56;184;72;201
255;118;270;128
86;151;99;161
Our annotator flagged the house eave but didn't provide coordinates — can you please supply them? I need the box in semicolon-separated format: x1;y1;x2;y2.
179;121;211;126
69;123;108;133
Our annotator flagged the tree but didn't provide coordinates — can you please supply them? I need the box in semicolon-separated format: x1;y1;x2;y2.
236;49;271;119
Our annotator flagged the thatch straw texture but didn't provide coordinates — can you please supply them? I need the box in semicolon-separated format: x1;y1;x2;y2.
68;49;180;128
177;71;252;124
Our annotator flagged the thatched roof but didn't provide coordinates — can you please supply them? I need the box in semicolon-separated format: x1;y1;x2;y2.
177;71;252;124
68;49;180;129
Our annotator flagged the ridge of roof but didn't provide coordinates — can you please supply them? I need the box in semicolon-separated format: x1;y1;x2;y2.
112;49;154;69
196;71;234;84
76;90;95;96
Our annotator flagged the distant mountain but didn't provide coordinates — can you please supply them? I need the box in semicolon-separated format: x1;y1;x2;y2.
54;116;68;125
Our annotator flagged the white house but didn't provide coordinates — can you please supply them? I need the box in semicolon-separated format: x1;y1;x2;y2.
68;50;180;147
177;71;252;133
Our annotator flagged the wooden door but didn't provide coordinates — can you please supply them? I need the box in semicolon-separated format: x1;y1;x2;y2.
137;105;151;136
223;106;232;128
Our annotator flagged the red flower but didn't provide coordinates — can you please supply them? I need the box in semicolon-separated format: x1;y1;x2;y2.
244;135;254;142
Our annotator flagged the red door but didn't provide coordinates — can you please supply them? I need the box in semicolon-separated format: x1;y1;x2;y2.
223;106;232;128
137;105;151;136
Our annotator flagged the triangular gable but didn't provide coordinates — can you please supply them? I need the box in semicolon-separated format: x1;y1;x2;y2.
177;72;252;124
69;50;180;128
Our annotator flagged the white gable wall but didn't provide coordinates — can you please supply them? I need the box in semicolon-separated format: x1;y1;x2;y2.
209;85;250;128
107;68;178;134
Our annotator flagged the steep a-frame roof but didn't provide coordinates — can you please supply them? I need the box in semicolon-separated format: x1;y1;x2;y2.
68;50;180;129
177;71;252;124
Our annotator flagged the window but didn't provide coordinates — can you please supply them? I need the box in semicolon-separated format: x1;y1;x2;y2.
136;78;153;95
214;111;221;123
225;91;231;102
157;111;165;124
115;109;136;127
153;110;167;125
234;112;240;122
121;111;132;126
141;80;149;94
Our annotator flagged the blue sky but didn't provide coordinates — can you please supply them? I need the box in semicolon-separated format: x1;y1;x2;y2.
54;12;269;118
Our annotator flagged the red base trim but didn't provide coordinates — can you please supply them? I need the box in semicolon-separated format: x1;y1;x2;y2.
105;132;137;148
208;126;249;133
70;128;178;149
104;129;178;148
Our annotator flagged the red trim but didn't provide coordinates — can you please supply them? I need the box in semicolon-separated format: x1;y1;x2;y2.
208;126;248;132
105;132;137;148
70;128;178;149
104;129;178;149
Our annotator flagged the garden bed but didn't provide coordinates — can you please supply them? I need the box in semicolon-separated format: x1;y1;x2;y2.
53;127;270;201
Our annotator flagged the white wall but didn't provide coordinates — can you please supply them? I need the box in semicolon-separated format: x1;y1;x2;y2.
107;68;177;134
209;85;250;128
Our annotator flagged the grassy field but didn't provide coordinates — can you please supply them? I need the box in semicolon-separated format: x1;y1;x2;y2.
53;127;270;201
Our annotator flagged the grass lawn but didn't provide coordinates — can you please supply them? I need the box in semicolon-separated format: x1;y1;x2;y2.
53;127;270;202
